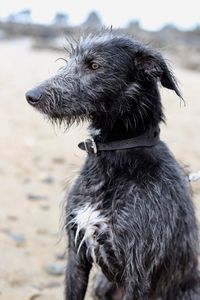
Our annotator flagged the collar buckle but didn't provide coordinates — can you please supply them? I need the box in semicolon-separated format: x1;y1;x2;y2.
83;138;97;154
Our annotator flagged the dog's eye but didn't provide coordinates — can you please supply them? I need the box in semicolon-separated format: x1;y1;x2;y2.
89;62;100;70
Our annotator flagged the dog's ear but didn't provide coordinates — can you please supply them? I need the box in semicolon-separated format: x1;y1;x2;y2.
135;49;183;99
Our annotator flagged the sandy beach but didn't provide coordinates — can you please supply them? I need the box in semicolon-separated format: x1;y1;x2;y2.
0;39;199;300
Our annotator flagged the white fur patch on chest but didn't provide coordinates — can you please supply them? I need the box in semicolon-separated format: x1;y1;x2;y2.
69;204;108;260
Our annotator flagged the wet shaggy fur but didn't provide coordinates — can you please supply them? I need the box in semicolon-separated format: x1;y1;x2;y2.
26;30;200;299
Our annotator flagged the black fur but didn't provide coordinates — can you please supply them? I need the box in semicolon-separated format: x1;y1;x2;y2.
26;30;200;299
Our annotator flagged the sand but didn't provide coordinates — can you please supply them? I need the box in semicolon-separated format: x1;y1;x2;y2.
0;39;199;300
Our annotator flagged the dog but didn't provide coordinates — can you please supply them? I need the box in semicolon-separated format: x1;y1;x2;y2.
26;30;200;299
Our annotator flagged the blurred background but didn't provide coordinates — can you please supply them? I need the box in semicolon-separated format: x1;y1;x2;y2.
0;1;200;299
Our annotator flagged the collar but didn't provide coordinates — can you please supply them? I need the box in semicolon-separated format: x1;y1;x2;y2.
78;126;160;154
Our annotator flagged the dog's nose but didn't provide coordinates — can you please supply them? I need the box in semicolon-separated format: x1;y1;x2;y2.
26;88;43;105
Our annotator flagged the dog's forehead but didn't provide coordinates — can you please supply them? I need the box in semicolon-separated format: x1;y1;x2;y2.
79;33;113;49
73;33;114;59
75;33;137;58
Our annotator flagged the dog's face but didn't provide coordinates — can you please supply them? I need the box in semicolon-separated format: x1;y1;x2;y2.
26;32;182;127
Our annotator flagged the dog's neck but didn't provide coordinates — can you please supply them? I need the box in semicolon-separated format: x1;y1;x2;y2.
90;115;162;143
90;87;164;143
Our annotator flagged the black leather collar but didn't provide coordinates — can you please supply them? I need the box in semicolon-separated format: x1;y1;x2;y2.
78;126;160;154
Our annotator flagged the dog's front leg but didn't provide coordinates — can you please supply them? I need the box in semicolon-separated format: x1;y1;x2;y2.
65;247;92;300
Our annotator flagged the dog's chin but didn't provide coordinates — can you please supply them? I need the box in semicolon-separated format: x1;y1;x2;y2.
44;110;89;128
41;111;72;127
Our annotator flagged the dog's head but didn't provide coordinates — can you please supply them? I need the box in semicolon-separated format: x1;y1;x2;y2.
26;31;182;129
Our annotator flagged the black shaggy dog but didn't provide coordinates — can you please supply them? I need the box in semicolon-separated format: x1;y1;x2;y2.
26;31;200;299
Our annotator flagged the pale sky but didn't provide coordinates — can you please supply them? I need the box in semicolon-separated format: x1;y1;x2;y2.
0;0;199;31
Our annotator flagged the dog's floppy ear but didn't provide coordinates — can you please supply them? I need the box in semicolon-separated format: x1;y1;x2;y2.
135;48;183;99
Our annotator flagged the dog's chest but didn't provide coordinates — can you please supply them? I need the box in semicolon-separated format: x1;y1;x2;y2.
70;204;108;261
